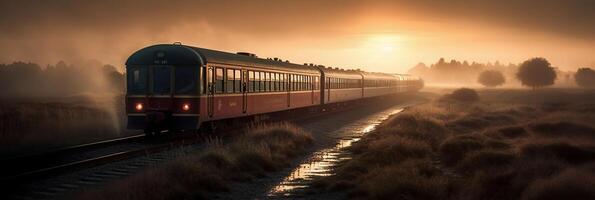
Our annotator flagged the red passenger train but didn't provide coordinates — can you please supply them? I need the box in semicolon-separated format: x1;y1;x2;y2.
126;43;423;135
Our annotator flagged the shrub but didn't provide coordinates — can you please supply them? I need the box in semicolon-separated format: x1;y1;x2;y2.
478;70;506;87
441;88;480;103
521;143;595;165
575;67;595;88
522;169;595;200
357;160;454;200
516;57;557;89
490;126;528;139
528;121;595;139
439;135;486;165
456;149;516;173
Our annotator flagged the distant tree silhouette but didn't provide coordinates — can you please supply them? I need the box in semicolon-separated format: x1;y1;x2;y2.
575;68;595;88
516;57;556;89
407;58;518;86
478;70;505;87
0;60;125;97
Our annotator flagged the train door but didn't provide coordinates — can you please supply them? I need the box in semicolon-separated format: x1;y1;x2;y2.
242;69;248;113
207;66;215;118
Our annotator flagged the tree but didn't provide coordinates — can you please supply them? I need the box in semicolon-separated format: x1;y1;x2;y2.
478;70;505;87
575;68;595;88
516;57;556;89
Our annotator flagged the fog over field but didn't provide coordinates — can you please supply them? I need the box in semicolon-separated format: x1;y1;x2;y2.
0;0;594;73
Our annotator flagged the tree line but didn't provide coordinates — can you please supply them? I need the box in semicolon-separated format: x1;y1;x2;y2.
409;57;595;89
0;61;125;97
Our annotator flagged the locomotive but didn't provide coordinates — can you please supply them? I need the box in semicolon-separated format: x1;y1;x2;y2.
125;43;423;135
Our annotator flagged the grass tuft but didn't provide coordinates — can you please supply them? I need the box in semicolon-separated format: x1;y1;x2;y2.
79;122;313;200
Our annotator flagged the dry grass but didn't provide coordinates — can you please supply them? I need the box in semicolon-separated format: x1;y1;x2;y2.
318;88;595;200
0;96;126;156
78;122;313;200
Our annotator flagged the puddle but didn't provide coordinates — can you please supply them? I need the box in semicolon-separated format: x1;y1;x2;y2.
267;108;404;197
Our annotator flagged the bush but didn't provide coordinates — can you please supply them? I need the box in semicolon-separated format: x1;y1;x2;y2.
522;169;595;200
575;67;595;88
490;126;528;139
456;149;516;173
439;135;486;165
516;57;557;89
478;70;506;87
357;160;454;200
528;121;595;139
521;143;595;165
440;88;479;103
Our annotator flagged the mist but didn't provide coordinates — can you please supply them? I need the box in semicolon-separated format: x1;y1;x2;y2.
0;0;594;73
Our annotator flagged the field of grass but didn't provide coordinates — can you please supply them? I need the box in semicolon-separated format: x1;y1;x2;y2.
78;122;313;200
315;88;595;200
0;95;128;156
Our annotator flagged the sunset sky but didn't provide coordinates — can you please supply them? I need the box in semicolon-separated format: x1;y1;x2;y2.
0;0;594;73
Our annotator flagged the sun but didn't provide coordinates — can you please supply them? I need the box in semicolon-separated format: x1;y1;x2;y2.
363;34;401;53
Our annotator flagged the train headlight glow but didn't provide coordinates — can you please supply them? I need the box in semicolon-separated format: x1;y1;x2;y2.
135;103;143;111
182;103;190;111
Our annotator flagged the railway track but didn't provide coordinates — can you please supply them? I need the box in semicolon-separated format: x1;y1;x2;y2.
3;97;411;199
1;134;145;181
2;132;204;199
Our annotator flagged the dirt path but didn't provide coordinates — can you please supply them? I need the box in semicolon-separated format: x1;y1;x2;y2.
212;99;424;200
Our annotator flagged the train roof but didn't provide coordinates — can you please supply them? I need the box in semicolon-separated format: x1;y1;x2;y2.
126;44;320;74
362;71;398;80
318;67;363;79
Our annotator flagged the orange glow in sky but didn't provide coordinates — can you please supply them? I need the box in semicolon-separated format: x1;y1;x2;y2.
0;0;593;73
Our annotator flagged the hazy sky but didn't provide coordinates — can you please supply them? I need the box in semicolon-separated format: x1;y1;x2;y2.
0;0;594;73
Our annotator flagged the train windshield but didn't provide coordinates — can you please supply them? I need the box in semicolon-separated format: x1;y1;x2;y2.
153;66;172;95
175;66;198;95
127;66;148;95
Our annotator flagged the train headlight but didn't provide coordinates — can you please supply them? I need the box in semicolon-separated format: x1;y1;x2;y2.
182;103;190;111
135;103;143;111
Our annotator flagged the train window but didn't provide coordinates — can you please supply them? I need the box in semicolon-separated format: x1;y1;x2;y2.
226;69;234;93
264;72;269;92
249;71;254;92
306;76;309;90
277;73;282;91
293;75;297;91
291;75;295;91
175;66;197;95
304;75;307;90
215;68;224;93
300;75;304;91
127;66;148;95
315;76;319;90
260;72;265;92
272;73;278;91
296;75;300;91
235;70;241;93
153;66;172;95
280;74;285;91
255;71;261;92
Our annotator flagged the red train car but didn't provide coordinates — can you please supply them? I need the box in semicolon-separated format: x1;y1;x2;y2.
125;43;423;135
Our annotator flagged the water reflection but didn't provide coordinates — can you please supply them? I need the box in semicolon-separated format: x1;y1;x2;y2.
267;108;404;197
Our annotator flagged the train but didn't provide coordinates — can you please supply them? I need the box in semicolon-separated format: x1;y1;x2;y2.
125;43;423;135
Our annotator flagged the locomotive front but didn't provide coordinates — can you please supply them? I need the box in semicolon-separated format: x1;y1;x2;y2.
125;44;203;135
